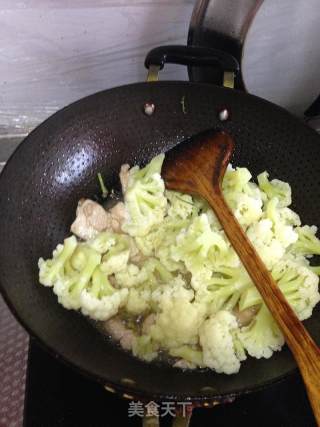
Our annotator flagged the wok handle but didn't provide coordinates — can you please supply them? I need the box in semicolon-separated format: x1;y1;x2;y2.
145;45;239;73
144;45;239;88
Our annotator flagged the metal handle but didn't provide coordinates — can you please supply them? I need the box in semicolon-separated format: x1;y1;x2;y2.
144;45;239;88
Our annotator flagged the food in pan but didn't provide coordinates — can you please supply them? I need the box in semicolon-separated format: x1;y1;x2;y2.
38;154;320;374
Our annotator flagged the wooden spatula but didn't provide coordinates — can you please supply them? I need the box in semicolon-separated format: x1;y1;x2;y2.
162;129;320;425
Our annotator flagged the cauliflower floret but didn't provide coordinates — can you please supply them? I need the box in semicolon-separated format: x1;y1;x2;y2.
81;287;128;321
171;214;228;290
225;193;263;229
71;199;111;240
203;266;253;314
239;304;284;359
149;299;205;348
279;207;301;227
38;235;78;287
119;260;175;314
121;154;167;237
166;190;197;219
39;237;128;320
291;225;320;256
193;196;221;230
115;264;148;288
199;311;245;374
100;235;131;274
126;287;152;315
264;198;298;248
222;167;264;229
53;244;101;310
169;346;203;367
239;260;320;321
257;171;291;207
173;214;228;260
132;335;159;362
274;223;298;249
89;231;143;273
151;275;194;304
87;231;117;254
135;215;190;272
222;167;252;194
272;261;320;320
247;219;285;269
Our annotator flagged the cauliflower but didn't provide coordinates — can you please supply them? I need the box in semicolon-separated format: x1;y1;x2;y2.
239;304;284;359
121;154;167;237
222;167;264;229
132;335;159;362
199;311;245;374
265;198;298;248
115;264;148;288
121;260;175;315
39;155;320;375
222;167;252;194
87;231;117;254
151;275;194;304
247;219;285;269
39;236;128;320
39;236;78;287
125;287;152;315
135;215;190;272
149;299;205;348
52;244;101;310
273;262;320;320
279;207;301;227
257;171;291;207
80;287;128;321
169;346;203;367
193;196;221;229
171;214;229;290
100;234;131;274
291;225;320;256
203;266;253;314
166;190;197;219
239;261;320;321
225;192;263;229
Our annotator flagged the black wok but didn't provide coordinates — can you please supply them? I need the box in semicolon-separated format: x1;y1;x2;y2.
0;46;320;412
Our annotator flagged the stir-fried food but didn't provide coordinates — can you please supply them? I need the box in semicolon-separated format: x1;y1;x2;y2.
38;154;320;374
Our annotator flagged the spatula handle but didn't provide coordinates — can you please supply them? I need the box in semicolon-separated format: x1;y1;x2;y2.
205;187;320;425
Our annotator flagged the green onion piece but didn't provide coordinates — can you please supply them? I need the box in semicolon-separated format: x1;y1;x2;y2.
97;173;108;199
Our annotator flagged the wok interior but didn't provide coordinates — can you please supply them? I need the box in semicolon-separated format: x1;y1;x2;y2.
0;82;319;401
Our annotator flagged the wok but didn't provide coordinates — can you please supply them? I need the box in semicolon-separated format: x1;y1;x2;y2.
0;45;319;417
